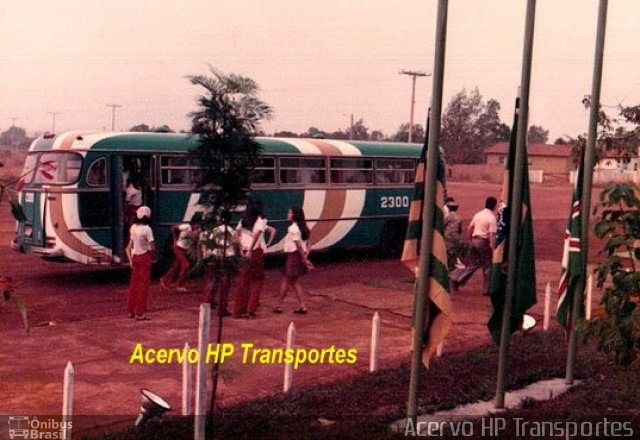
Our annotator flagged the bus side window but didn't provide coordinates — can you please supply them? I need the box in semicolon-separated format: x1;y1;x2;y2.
87;158;107;187
279;157;326;185
375;159;415;184
330;158;373;184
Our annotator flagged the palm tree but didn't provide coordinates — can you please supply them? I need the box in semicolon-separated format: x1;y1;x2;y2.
187;67;273;215
186;67;272;439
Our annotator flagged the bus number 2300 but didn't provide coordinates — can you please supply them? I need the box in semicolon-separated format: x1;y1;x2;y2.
380;196;410;208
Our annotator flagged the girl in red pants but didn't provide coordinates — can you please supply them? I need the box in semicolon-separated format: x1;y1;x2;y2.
161;216;201;292
233;200;275;319
126;206;155;321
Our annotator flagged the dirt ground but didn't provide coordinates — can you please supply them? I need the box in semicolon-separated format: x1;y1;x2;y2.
0;180;603;435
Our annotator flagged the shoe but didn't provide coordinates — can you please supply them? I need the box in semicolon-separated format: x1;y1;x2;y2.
136;315;151;321
127;313;135;319
160;279;171;290
293;307;307;315
450;280;459;293
247;312;257;319
272;307;282;314
218;309;232;317
232;313;246;319
176;286;188;293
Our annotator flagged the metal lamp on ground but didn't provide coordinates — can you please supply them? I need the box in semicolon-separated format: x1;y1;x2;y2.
135;389;171;427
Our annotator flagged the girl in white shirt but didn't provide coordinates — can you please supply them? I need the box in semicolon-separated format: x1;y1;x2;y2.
233;200;275;318
273;206;313;315
125;206;155;320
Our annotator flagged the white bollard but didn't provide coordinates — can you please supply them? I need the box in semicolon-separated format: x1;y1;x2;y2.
585;273;593;321
283;322;296;392
194;303;211;440
370;312;381;372
182;342;193;416
436;342;444;357
62;361;74;440
543;282;551;331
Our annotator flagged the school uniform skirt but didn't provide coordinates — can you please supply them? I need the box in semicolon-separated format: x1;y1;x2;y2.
283;252;308;278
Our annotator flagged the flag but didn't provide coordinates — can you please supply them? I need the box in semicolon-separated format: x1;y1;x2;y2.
556;150;585;331
488;98;537;344
401;115;452;366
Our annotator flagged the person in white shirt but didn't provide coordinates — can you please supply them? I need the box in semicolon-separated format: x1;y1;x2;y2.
233;200;275;318
200;210;239;316
125;206;155;320
273;205;313;315
450;197;498;296
161;215;201;293
125;175;144;227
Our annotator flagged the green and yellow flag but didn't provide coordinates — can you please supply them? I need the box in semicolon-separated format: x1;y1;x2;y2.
401;116;452;366
488;98;537;344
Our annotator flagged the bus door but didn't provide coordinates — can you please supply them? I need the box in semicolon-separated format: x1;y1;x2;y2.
110;155;124;259
120;154;157;245
14;154;44;249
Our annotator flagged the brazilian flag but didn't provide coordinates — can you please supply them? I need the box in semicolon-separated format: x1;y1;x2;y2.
488;98;537;345
401;114;452;366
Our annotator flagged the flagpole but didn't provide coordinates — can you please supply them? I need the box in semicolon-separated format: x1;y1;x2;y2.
566;0;608;385
495;0;536;409
406;0;448;423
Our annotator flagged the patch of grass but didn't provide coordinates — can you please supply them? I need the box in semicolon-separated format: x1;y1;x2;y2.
87;330;640;439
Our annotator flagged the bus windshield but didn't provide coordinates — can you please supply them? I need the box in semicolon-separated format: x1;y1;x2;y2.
22;152;83;186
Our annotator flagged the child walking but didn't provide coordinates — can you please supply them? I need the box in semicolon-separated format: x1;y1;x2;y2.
273;206;313;314
125;206;155;321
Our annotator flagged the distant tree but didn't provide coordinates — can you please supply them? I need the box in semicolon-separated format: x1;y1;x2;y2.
370;130;385;141
564;96;640;167
0;126;31;150
350;119;369;140
273;131;299;138
440;88;510;163
391;123;425;143
130;123;152;132
527;125;549;143
153;125;173;133
554;137;568;145
327;131;348;140
301;126;324;138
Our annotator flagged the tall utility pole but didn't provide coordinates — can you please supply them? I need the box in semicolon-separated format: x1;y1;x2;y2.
48;112;60;133
106;104;122;131
400;69;431;143
8;117;18;146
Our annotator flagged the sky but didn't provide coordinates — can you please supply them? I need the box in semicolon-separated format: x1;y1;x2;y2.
1;0;639;141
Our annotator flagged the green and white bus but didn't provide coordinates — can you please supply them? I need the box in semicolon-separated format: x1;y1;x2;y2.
12;131;421;265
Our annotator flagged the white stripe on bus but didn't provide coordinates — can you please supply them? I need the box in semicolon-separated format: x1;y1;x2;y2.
268;189;326;253
280;138;323;155
312;189;366;249
183;193;205;222
325;140;362;156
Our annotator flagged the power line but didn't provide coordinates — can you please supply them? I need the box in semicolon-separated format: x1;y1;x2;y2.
399;69;431;143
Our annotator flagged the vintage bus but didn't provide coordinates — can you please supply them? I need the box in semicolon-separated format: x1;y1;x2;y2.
11;131;421;265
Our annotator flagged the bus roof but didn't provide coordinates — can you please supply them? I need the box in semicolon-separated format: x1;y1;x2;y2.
29;131;423;158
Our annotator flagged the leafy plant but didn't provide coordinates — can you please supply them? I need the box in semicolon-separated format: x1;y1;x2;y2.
186;67;272;438
587;183;640;365
187;67;273;215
